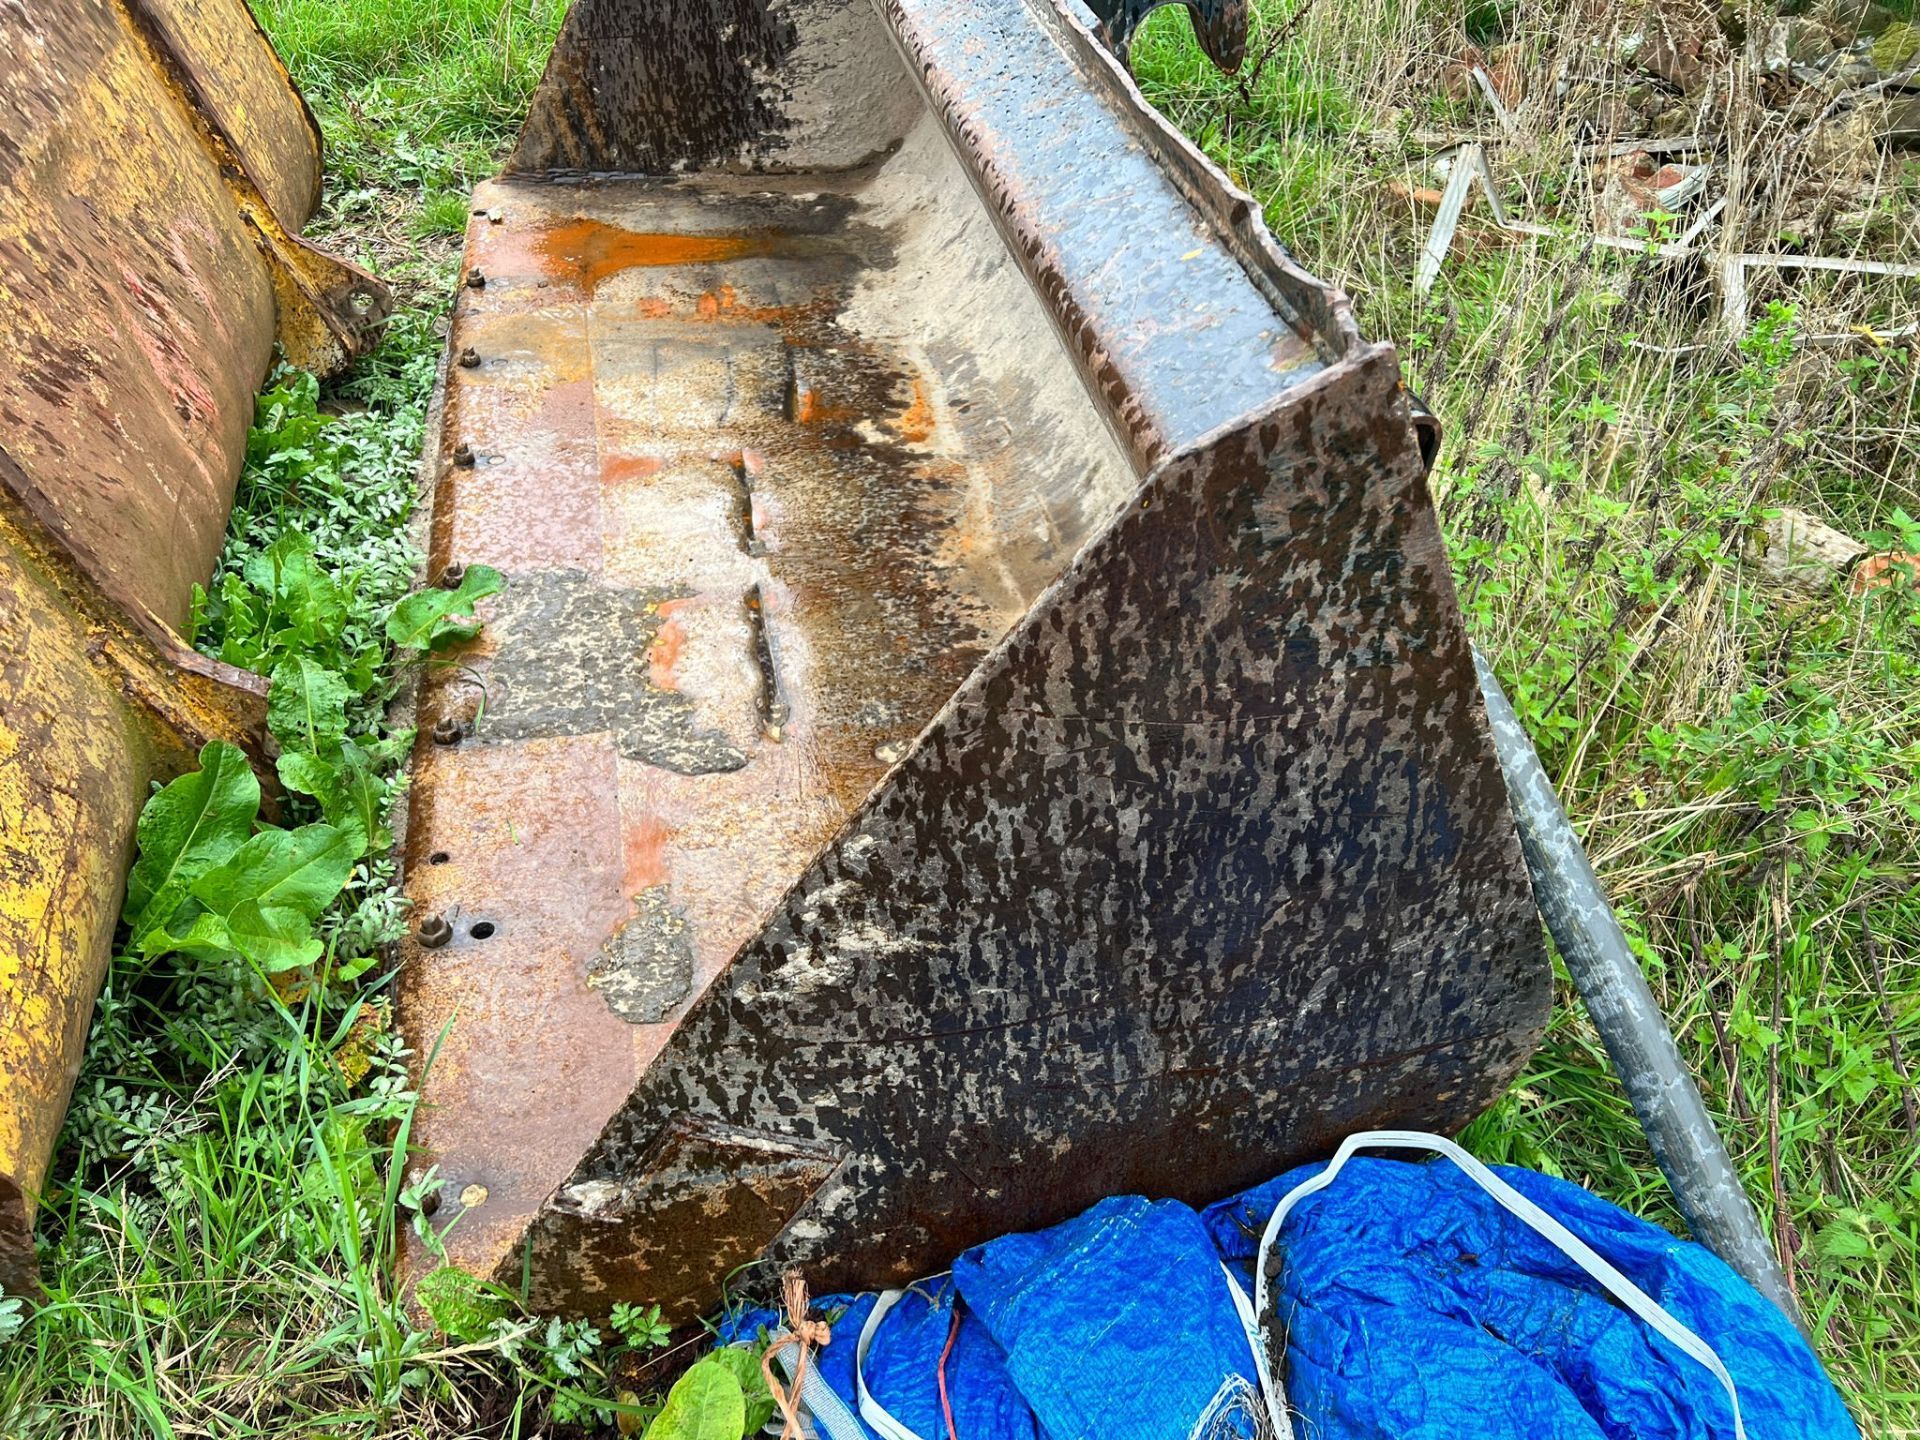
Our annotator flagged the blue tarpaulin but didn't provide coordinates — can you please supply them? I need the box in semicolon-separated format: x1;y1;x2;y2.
726;1148;1855;1440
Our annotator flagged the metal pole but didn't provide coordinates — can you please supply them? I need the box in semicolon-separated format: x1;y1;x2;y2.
1473;648;1811;1338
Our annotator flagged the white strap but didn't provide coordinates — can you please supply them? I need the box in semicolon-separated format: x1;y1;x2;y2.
856;1288;934;1440
769;1340;856;1440
1220;1263;1274;1396
1250;1130;1747;1440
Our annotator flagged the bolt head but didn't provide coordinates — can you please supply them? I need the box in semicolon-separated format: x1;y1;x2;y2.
431;716;462;746
458;346;481;368
440;562;467;588
466;268;486;289
452;442;475;467
416;914;454;949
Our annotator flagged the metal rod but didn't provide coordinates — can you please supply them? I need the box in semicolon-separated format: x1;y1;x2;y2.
1473;648;1811;1338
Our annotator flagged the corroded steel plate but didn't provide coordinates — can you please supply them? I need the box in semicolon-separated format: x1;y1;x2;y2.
0;532;153;1296
134;0;324;227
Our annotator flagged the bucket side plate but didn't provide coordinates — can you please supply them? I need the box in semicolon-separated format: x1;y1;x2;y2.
520;347;1550;1317
0;532;156;1295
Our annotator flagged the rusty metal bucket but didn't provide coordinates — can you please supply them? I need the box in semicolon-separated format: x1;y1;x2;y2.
0;0;385;1293
399;0;1550;1319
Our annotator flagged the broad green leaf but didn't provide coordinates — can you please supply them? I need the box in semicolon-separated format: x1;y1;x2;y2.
245;533;343;648
644;1358;744;1440
225;899;325;973
276;750;341;805
268;657;352;758
325;743;389;854
214;573;266;671
186;583;211;647
278;746;386;857
705;1346;776;1434
189;821;363;923
164;910;234;961
415;1266;509;1343
386;565;504;651
123;741;260;945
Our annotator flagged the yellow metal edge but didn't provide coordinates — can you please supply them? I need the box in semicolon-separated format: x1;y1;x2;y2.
113;0;393;377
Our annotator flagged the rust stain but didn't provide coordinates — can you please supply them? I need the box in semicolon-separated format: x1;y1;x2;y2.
895;375;936;444
0;529;149;1294
402;180;1019;1293
1;0;332;1291
648;600;688;690
788;380;861;428
623;813;674;892
397;735;644;1280
686;284;798;326
437;363;602;575
1;0;279;629
603;455;662;486
526;219;777;293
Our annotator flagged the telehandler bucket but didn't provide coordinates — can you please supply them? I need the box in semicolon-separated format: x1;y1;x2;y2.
397;0;1550;1319
0;0;386;1293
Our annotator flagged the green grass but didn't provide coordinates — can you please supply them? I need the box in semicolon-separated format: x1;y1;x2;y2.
3;0;1916;1432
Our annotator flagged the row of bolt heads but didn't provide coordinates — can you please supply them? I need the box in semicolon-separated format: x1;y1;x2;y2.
427;559;467;751
456;270;486;367
418;261;491;953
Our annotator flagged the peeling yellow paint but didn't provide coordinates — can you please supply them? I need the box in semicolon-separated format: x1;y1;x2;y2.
0;0;343;1292
0;531;150;1294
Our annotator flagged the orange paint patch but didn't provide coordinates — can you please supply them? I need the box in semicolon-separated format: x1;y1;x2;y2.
895;375;936;444
1852;553;1919;595
623;812;674;892
789;385;859;428
684;284;799;326
636;296;674;318
603;454;663;486
649;600;689;691
529;219;777;292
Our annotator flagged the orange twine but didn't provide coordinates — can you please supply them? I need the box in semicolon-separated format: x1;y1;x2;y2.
760;1269;832;1440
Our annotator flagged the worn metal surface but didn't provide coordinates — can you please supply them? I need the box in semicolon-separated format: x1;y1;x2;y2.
0;455;270;1295
2;0;276;629
400;159;1139;1287
116;0;392;374
134;0;325;227
0;530;151;1298
879;0;1338;468
0;0;384;630
1079;0;1250;71
510;0;920;176
515;348;1548;1317
521;1117;842;1320
0;0;349;1289
401;0;1547;1320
